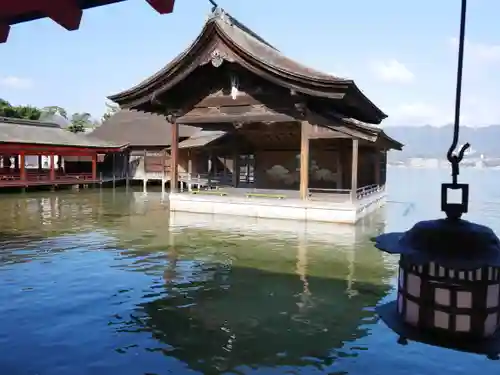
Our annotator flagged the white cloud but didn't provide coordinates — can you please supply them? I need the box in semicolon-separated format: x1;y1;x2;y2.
0;76;33;90
387;95;500;127
449;37;500;63
370;59;415;84
389;102;450;126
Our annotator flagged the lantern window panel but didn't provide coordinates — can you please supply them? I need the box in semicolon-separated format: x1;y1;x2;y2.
455;314;471;332
407;273;421;297
438;266;446;277
484;313;498;337
405;299;419;325
429;262;436;276
456;291;472;308
434;310;450;329
435;288;451;306
486;284;500;308
476;268;482;281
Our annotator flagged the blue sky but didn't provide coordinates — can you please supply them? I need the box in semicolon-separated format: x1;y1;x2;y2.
1;0;500;126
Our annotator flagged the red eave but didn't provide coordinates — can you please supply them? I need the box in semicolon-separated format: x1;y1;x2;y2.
0;0;175;44
0;142;129;154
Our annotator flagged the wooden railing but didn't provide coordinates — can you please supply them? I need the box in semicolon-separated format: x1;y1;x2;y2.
0;172;97;186
356;184;385;199
308;184;385;200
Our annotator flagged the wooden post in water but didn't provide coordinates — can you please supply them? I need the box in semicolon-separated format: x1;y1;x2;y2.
19;152;26;181
207;150;212;189
232;145;239;188
350;139;359;202
112;152;116;189
187;150;193;191
170;119;179;193
299;121;310;200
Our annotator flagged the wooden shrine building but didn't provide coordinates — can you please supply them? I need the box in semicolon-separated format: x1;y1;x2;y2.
107;7;403;224
0;117;127;189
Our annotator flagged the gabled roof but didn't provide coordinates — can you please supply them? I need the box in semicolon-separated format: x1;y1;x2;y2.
109;8;387;124
0;117;126;149
90;109;199;147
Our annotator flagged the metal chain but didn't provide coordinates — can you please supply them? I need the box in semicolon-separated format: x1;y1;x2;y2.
447;0;470;186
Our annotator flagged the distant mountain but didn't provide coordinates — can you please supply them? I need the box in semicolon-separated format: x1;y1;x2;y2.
384;125;500;161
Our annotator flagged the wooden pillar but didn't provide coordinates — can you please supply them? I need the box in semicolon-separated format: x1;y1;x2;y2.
187;151;193;175
350;139;359;201
170;120;179;193
232;147;239;188
19;152;26;181
112;153;116;188
374;149;381;186
49;154;56;181
299;121;310;200
245;156;250;184
91;154;97;181
208;150;213;187
222;156;227;183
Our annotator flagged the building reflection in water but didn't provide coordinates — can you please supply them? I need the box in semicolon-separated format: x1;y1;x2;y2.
108;196;394;374
0;190;395;373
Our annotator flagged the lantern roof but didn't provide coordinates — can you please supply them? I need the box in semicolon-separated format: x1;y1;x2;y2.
374;218;500;269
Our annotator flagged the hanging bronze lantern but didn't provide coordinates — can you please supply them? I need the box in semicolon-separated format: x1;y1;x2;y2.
375;217;500;358
374;0;500;359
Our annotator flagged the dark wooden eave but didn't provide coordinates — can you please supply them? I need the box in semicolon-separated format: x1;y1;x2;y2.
0;0;175;44
108;8;387;124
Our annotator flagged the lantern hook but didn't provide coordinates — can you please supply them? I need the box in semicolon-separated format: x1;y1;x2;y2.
442;0;470;220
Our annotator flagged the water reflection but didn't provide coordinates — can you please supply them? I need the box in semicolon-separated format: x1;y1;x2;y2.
108;196;393;373
0;189;394;374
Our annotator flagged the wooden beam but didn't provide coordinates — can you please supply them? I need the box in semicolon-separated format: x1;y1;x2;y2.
170;120;179;192
177;112;296;125
42;0;82;31
145;0;175;14
0;23;10;43
350;139;359;201
299;121;310;200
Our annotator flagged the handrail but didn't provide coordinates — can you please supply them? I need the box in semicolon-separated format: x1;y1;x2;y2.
308;184;385;200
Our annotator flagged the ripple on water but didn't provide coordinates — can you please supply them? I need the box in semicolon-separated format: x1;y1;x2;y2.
0;185;499;374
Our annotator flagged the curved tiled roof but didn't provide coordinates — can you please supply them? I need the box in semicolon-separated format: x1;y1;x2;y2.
90;110;199;147
0;117;126;149
109;8;386;124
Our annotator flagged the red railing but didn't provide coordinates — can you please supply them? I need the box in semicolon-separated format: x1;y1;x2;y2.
0;172;97;187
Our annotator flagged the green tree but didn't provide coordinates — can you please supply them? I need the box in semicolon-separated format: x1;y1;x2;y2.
0;98;41;120
68;112;92;133
101;101;120;122
41;106;68;119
